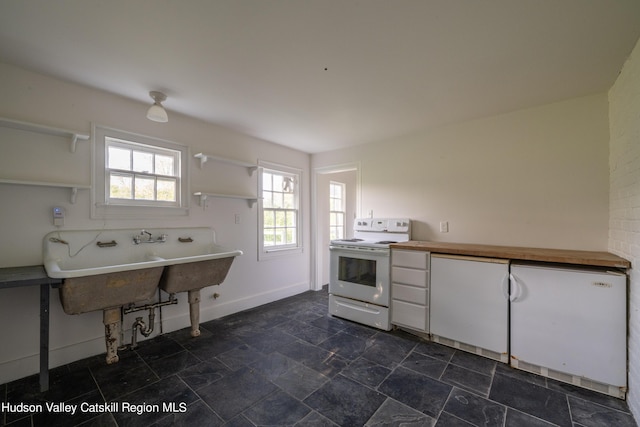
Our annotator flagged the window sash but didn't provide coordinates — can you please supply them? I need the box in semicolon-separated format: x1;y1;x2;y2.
105;138;181;206
259;162;302;255
329;182;346;240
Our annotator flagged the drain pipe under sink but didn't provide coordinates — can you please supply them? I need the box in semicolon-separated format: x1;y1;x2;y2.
123;293;178;350
131;308;155;349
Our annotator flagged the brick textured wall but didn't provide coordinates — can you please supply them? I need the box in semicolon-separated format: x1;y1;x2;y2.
609;37;640;415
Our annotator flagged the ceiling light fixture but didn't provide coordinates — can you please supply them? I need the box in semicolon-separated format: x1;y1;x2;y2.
146;91;168;123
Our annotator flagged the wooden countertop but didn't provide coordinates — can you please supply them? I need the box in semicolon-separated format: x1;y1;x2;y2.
390;241;631;269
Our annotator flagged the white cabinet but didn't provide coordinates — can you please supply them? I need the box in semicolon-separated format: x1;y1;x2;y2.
430;254;509;362
510;263;627;398
391;250;430;333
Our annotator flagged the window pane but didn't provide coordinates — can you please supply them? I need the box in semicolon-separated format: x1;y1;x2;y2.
275;228;285;245
133;151;153;173
262;191;273;208
273;174;283;192
273;192;284;209
157;178;176;201
134;176;155;200
264;210;275;227
286;229;295;244
263;173;273;191
275;210;286;226
283;193;294;209
286;211;296;226
108;147;131;170
155;155;174;176
264;229;275;246
109;172;133;199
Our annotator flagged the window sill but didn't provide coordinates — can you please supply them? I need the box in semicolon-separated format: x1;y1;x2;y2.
259;246;304;261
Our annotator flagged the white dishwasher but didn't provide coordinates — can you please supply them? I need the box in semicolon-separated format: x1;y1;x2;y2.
510;263;627;397
430;254;510;362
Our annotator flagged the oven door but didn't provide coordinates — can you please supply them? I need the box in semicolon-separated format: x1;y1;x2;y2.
329;246;390;307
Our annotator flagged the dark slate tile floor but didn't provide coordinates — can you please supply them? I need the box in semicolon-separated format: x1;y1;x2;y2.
1;286;637;426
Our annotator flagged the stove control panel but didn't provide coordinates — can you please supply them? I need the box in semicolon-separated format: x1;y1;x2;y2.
354;218;411;233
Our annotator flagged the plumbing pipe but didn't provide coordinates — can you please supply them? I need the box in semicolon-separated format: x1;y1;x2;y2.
123;293;177;315
130;308;155;349
124;294;177;349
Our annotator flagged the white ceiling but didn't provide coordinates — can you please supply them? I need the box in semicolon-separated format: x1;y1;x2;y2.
1;1;639;153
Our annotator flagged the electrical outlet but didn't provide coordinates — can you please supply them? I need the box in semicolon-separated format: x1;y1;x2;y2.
234;214;241;224
440;221;449;233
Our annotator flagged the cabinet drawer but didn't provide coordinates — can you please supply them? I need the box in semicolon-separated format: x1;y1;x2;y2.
392;283;428;305
391;300;428;332
392;266;428;287
392;250;429;269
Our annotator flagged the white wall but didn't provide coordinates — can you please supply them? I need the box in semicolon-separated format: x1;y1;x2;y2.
313;93;610;250
609;37;640;417
0;62;311;383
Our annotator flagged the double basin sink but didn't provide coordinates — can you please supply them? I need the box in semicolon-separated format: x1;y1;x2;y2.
43;227;242;315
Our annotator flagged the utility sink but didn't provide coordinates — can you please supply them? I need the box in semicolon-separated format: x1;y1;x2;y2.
158;244;240;293
156;238;241;337
43;227;242;362
43;227;242;313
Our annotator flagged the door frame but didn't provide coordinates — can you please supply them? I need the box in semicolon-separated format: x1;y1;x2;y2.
310;162;361;291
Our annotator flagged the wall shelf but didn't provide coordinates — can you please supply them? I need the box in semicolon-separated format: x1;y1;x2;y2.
0;117;90;153
0;179;90;204
193;192;259;209
194;152;258;175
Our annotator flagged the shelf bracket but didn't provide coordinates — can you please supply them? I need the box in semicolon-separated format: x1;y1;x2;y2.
198;155;208;169
198;194;208;209
70;134;79;153
70;187;79;204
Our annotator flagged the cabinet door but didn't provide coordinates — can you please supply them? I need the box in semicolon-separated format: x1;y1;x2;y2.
430;255;509;356
510;264;627;388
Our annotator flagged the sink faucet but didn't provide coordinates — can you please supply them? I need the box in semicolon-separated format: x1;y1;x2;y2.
133;230;168;245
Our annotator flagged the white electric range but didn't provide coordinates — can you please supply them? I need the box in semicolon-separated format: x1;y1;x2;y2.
328;218;411;330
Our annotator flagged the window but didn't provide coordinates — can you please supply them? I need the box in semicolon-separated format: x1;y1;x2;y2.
92;125;188;218
329;181;346;240
106;138;180;205
259;162;302;257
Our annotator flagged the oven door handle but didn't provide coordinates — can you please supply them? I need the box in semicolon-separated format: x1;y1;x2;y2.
334;299;381;314
329;246;389;255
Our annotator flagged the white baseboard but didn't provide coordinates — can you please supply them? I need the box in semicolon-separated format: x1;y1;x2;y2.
0;282;309;385
162;281;309;333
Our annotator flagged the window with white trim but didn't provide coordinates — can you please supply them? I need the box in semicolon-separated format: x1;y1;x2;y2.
329;181;346;240
106;138;180;206
259;162;302;257
92;125;188;218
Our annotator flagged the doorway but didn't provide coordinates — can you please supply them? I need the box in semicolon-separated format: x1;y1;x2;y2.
312;163;359;290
